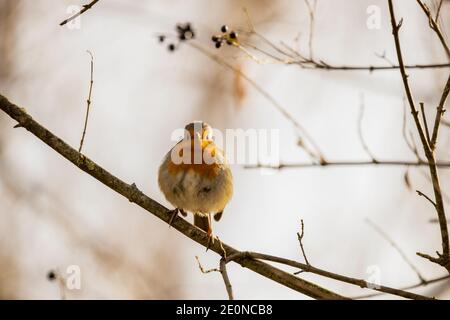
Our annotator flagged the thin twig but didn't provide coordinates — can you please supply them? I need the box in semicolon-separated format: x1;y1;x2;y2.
220;258;234;300
430;218;450;224
365;218;426;283
375;50;396;67
420;102;432;146
416;190;437;207
195;241;234;299
297;219;310;265
303;0;317;60
358;94;378;162
244;160;450;170
442;118;450;127
195;256;220;274
430;73;450;150
353;274;450;299
402;99;423;161
417;168;450;206
60;0;100;26
436;0;444;21
78;50;94;153
417;0;450;59
297;62;450;71
237;7;450;75
417;0;450;151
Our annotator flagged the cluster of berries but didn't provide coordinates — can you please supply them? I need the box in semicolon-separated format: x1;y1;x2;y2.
211;25;238;49
159;22;195;52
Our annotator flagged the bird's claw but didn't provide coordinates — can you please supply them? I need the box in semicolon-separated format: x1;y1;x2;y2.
205;227;215;252
179;209;187;217
168;208;179;227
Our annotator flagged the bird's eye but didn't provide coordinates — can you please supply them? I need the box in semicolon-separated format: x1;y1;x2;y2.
205;131;213;140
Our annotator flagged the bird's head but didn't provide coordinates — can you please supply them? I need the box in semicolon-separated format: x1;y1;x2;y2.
184;121;213;141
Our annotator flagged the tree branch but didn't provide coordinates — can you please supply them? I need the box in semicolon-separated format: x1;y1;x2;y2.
387;0;450;273
187;41;325;163
59;0;100;26
365;218;426;283
79;50;94;153
227;252;434;300
244;160;450;169
430;74;450;150
416;0;450;59
353;274;449;299
0;93;345;300
236;9;450;72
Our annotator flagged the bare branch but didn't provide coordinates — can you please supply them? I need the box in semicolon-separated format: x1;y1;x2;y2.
430;74;450;150
219;258;234;300
388;0;450;272
436;0;444;21
60;0;100;26
402;99;423;161
358;95;378;162
1;94;438;299
79;50;94;153
187;41;325;162
0;93;345;300
234;12;450;72
442;118;450;127
365;218;426;283
303;0;318;60
353;274;450;299
416;189;437;207
196;242;234;299
244;160;450;170
227;252;434;300
195;256;220;274
297;219;310;265
420;102;432;147
417;0;450;59
430;218;450;224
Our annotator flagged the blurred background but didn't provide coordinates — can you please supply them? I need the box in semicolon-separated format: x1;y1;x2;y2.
1;0;450;299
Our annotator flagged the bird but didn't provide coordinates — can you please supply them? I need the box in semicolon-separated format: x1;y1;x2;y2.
158;121;233;247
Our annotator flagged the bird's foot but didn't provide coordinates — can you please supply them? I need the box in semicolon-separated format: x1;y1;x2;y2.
168;208;179;227
205;225;215;252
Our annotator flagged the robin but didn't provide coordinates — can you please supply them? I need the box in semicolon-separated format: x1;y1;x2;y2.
158;121;233;247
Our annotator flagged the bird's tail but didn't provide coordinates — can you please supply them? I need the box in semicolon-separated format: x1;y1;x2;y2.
194;214;210;233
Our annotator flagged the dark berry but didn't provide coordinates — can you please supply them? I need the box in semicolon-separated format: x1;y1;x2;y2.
229;31;237;39
47;271;56;281
168;44;176;51
215;41;222;49
226;39;233;45
158;35;165;42
221;25;228;33
212;35;220;42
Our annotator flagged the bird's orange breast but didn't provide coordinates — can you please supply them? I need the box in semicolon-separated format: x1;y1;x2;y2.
167;140;222;179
